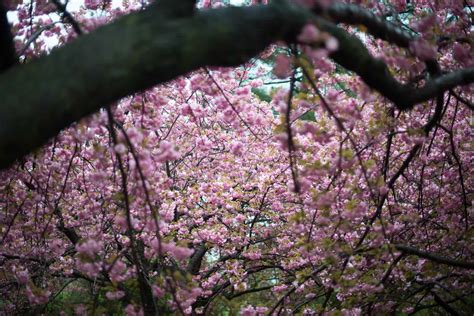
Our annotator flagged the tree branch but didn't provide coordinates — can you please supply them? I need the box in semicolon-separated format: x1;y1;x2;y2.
313;17;473;110
395;244;474;270
0;1;472;169
187;242;207;275
315;2;414;47
431;290;460;316
0;2;306;169
50;0;83;35
0;0;17;72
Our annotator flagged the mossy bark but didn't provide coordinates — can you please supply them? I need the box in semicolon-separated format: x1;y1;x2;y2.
0;1;472;169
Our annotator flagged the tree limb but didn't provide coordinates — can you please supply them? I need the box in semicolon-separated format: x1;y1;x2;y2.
187;242;207;275
0;1;472;169
0;2;306;169
0;0;17;72
314;17;473;111
315;2;414;47
395;244;474;270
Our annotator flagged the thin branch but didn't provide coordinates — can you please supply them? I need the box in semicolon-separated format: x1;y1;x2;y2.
431;290;460;315
50;0;83;36
286;65;300;193
106;106;157;315
19;23;59;56
314;2;415;48
205;68;262;140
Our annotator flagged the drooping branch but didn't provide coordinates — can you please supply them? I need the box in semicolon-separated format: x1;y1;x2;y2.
395;244;474;270
0;1;473;169
314;17;474;110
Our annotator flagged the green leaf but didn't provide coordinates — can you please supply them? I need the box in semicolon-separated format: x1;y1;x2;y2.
299;110;316;122
251;87;272;102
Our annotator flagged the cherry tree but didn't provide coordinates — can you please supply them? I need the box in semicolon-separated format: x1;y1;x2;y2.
0;0;473;315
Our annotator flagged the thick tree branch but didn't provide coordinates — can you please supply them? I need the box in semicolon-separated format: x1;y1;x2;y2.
55;208;81;245
187;242;207;275
0;0;17;72
0;2;306;169
0;1;472;169
395;244;474;270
